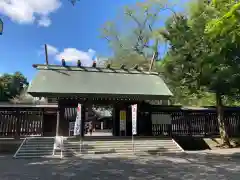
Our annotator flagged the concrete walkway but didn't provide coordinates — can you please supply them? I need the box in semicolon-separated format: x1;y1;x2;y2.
1;149;240;180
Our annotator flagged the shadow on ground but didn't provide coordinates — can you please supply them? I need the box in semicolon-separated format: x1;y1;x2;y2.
1;152;240;180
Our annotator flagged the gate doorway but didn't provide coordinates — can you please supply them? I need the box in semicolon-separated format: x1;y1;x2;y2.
43;113;57;136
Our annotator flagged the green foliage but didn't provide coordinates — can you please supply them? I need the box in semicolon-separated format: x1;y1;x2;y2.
160;0;240;105
101;0;174;70
159;0;240;145
0;72;28;102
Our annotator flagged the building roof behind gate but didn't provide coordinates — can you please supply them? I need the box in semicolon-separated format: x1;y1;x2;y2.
27;64;172;100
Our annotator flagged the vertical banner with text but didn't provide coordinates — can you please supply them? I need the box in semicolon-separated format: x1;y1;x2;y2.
74;104;82;136
120;110;126;135
131;104;137;135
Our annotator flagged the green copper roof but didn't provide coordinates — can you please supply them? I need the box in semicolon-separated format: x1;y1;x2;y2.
27;64;172;100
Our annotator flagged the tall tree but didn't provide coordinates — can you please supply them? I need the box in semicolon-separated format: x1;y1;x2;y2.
161;0;240;146
101;0;174;70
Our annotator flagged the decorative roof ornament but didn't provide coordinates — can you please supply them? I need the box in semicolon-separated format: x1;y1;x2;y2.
77;60;81;67
62;59;66;66
0;18;3;35
92;61;97;68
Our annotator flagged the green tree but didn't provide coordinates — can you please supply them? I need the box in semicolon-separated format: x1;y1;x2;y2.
161;0;240;146
101;0;174;70
0;72;29;102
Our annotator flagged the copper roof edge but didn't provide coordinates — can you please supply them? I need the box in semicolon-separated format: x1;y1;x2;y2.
32;64;160;75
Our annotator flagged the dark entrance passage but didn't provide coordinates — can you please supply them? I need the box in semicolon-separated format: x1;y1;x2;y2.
43;113;57;136
84;105;113;137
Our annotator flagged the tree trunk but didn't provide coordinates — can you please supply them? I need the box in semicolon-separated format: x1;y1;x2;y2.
216;92;231;147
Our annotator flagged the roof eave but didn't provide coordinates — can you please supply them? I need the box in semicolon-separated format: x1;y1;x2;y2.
27;92;172;100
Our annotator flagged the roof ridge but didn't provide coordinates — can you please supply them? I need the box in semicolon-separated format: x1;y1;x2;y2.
32;64;160;75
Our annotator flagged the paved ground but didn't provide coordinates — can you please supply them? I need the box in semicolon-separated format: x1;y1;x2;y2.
1;151;240;180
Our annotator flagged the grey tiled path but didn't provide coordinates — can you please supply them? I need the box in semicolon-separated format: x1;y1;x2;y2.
0;152;240;180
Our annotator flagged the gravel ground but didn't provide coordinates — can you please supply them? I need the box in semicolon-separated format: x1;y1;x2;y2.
0;152;240;180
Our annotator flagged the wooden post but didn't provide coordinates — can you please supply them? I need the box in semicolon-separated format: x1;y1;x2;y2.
41;109;44;136
15;109;21;139
44;44;49;66
80;104;86;137
56;109;60;136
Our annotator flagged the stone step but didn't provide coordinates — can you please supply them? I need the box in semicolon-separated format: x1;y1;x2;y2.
16;152;53;156
63;145;178;150
21;145;53;148
61;149;182;156
63;148;181;153
20;146;54;149
14;137;183;158
26;140;54;143
64;141;175;145
64;144;179;148
66;139;173;142
18;149;53;152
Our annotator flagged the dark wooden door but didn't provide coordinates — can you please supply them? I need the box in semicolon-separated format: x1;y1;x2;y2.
43;114;57;136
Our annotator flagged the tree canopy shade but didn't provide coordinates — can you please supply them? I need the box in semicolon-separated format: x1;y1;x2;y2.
27;64;172;100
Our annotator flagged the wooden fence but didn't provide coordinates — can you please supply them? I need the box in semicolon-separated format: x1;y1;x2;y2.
0;108;43;137
1;105;240;138
149;106;240;137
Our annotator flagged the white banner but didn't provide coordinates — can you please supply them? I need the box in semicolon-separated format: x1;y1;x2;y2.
74;104;82;136
132;104;137;135
54;136;63;150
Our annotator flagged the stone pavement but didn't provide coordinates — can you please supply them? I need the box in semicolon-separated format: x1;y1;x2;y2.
1;151;240;180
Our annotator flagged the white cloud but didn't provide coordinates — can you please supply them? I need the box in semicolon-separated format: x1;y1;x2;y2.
0;0;61;27
38;16;51;27
38;44;59;57
46;44;59;55
56;48;97;66
40;44;100;67
40;44;109;67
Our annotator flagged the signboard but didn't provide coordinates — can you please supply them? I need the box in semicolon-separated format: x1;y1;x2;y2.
74;104;82;136
131;104;137;135
120;110;126;131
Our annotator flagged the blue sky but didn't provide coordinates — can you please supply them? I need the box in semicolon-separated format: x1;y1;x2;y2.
0;0;188;81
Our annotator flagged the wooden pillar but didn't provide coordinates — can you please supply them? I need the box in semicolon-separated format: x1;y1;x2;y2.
15;109;21;139
112;105;116;136
40;109;44;136
112;104;120;136
56;108;60;136
56;99;70;136
80;103;86;137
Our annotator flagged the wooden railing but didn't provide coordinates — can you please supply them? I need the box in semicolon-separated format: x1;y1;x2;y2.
0;109;43;137
1;105;240;138
150;107;240;137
